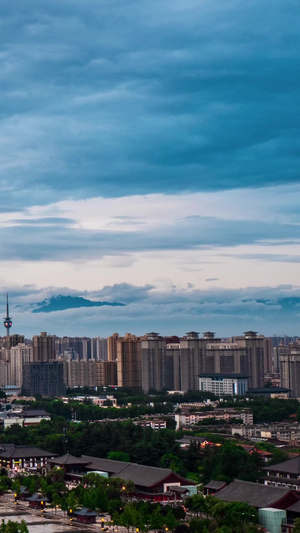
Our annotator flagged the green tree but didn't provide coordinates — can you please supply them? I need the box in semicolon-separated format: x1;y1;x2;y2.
189;518;210;533
189;494;208;517
294;518;300;532
95;485;108;511
164;509;178;531
107;451;130;462
119;503;139;532
212;501;258;532
0;520;29;533
11;480;21;497
149;506;165;532
83;488;97;510
51;492;62;513
0;476;9;495
67;492;78;513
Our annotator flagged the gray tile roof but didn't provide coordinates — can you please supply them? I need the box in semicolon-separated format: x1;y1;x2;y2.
286;501;300;513
82;455;130;474
216;479;292;508
82;455;193;488
26;494;49;502
111;463;177;488
262;456;300;474
204;480;227;490
21;409;51;417
48;453;89;465
0;444;55;459
74;508;98;517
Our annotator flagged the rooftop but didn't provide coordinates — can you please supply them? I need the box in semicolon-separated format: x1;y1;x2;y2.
48;453;89;466
0;444;55;459
199;373;248;379
204;480;227;490
262;456;300;474
216;479;293;508
80;455;194;488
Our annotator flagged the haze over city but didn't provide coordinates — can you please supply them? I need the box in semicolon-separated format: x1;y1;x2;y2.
0;0;300;337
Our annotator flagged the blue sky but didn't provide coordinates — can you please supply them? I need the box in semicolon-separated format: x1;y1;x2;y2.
1;0;300;337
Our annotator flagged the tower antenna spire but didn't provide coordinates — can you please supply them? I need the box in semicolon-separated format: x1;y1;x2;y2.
4;293;12;336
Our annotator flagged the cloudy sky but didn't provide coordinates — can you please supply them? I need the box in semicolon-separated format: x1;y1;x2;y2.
1;0;300;338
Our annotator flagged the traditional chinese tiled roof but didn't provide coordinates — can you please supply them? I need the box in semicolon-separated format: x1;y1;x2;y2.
0;444;55;459
216;479;293;508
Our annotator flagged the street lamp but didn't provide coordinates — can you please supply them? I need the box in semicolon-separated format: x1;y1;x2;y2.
69;508;73;523
101;519;105;530
14;493;17;506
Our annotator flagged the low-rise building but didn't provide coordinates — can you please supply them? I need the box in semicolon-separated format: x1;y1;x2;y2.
248;387;290;399
133;418;167;430
199;373;248;396
232;423;300;444
175;408;253;429
0;444;56;471
62;395;117;407
3;408;51;429
216;478;300;510
47;453;195;501
262;457;300;491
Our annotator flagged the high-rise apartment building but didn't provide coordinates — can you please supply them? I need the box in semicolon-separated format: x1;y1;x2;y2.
56;336;107;361
107;333;119;362
234;331;265;389
279;340;300;397
55;337;94;360
165;340;181;390
32;332;56;362
22;361;65;397
117;333;141;388
96;361;117;386
0;361;9;388
205;342;248;375
180;332;220;391
63;359;117;388
141;332;167;393
10;343;33;387
263;337;273;374
3;334;25;350
91;337;108;360
63;359;97;388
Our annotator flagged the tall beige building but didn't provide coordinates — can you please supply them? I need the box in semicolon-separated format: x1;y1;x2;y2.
280;340;300;397
180;332;220;391
141;332;167;393
235;331;265;389
10;343;33;387
205;342;248;375
3;334;25;350
63;359;117;388
96;361;117;386
63;359;97;388
107;333;119;362
165;341;181;390
117;333;142;388
33;332;56;362
263;337;273;374
0;361;10;388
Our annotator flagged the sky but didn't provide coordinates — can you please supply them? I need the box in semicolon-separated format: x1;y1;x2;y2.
1;0;300;338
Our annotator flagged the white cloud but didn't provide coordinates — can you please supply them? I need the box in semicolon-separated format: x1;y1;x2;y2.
1;182;300;232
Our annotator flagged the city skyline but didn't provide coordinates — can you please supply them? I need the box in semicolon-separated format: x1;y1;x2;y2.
0;1;299;336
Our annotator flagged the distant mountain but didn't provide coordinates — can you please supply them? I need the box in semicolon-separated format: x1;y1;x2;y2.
242;297;300;309
32;295;125;313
